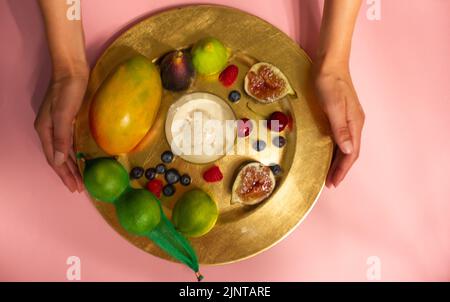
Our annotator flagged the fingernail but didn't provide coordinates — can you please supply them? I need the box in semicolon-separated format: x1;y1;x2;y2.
54;151;65;166
341;141;353;154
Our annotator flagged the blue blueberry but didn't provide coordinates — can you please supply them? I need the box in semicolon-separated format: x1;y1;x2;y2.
165;168;180;185
161;150;174;163
228;90;241;103
144;168;156;180
163;184;175;197
180;174;191;186
272;135;286;148
253;140;266;152
130;166;144;179
269;164;282;176
155;163;166;174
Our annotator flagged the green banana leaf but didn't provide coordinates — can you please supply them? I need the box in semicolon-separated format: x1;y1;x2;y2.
146;202;203;281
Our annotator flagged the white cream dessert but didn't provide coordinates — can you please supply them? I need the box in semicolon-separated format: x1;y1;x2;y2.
165;92;236;164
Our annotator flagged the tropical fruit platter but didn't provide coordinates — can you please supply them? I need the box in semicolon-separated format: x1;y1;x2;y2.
74;5;333;278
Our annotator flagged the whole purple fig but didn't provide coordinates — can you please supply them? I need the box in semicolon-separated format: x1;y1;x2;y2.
160;50;195;91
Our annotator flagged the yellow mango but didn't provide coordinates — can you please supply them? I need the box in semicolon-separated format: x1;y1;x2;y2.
89;55;162;155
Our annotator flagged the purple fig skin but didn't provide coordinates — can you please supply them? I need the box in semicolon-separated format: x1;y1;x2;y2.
160;50;195;91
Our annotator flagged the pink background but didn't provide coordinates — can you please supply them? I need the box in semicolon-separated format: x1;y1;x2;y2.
0;0;449;281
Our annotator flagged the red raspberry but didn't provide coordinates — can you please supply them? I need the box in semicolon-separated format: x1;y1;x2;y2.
146;179;163;198
267;111;289;132
286;114;294;131
237;118;253;137
219;65;239;87
203;165;224;183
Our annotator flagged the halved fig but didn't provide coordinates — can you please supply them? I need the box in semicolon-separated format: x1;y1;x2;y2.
231;162;276;205
244;62;295;104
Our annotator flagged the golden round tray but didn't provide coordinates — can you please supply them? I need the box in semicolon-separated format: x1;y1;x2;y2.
75;5;333;265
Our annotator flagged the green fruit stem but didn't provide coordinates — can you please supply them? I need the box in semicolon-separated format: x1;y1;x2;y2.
76;152;86;160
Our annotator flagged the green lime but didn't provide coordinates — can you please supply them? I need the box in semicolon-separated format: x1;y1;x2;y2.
191;37;228;75
83;157;129;203
116;189;161;236
172;189;218;237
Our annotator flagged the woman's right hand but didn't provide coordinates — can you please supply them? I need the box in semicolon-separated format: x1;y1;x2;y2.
34;66;89;193
37;0;89;192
